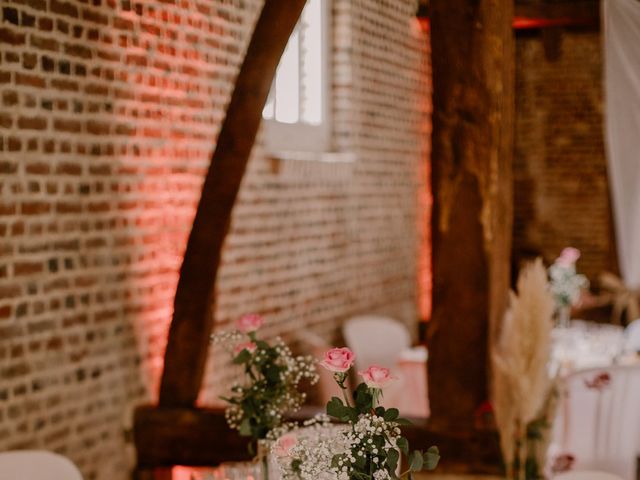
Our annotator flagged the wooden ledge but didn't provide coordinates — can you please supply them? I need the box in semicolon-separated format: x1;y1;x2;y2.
134;405;251;468
134;405;502;474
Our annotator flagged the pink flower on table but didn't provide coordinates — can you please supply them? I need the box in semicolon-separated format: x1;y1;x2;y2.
584;372;611;391
358;365;396;389
236;314;264;333
557;247;581;267
319;347;355;373
550;453;575;473
233;341;257;355
274;433;297;457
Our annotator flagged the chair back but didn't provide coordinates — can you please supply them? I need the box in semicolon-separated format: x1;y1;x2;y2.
624;318;640;351
0;450;83;480
343;315;411;372
554;365;640;480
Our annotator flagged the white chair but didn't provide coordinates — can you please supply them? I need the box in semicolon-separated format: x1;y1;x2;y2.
550;365;640;480
343;316;429;417
0;450;83;480
624;318;640;352
342;315;411;371
555;471;626;480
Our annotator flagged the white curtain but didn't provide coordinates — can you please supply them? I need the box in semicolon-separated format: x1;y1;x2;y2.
604;0;640;288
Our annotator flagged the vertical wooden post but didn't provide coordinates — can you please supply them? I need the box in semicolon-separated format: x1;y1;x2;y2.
428;0;514;428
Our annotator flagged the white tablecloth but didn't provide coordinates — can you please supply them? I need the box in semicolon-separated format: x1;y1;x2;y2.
550;320;631;378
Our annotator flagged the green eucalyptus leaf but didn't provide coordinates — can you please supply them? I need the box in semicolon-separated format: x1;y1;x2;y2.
327;398;348;419
373;435;385;449
346;406;359;423
239;418;251;436
383;408;399;421
409;451;423;471
396;437;409;456
386;448;399;474
233;349;252;364
265;364;281;383
394;417;412;425
423;446;440;470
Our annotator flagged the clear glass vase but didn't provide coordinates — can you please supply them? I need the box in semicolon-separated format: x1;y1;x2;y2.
556;305;571;328
256;439;273;480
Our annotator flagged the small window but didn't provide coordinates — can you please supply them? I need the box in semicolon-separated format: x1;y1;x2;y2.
262;0;330;153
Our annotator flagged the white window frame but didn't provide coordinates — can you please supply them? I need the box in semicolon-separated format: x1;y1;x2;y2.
262;0;331;154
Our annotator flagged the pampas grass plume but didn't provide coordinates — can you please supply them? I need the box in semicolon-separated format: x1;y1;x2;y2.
492;258;555;476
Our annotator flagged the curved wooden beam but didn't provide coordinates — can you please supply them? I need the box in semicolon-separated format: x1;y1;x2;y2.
159;0;308;406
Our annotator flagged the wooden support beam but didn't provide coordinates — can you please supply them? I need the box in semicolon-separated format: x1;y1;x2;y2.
428;0;515;429
134;406;502;473
158;0;307;407
514;1;599;23
417;1;600;29
134;406;250;468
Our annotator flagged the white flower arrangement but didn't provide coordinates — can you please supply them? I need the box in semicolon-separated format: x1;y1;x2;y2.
548;247;589;309
212;314;319;453
270;348;439;480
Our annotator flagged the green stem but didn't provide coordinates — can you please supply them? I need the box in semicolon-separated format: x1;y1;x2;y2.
334;373;353;407
340;384;352;407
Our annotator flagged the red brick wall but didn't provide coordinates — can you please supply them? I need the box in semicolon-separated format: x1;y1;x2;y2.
513;29;616;280
0;1;430;478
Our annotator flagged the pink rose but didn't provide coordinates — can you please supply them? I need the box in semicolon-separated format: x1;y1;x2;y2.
359;365;395;389
236;314;264;333
557;247;581;266
274;433;297;457
233;341;257;355
319;347;355;373
584;372;611;391
551;453;575;473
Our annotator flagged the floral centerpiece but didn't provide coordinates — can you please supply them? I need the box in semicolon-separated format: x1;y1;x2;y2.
212;314;319;473
548;247;589;326
271;347;440;480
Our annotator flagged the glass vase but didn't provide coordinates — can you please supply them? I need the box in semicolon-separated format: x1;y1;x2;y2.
556;305;571;328
256;439;273;480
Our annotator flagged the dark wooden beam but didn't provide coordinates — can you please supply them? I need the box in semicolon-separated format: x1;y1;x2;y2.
158;0;307;407
428;0;514;430
134;406;502;473
514;1;599;22
134;406;250;468
417;1;600;30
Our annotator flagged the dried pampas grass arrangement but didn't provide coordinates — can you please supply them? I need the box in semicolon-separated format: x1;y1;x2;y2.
492;258;555;479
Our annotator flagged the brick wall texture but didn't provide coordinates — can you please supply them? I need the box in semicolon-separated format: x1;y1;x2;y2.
514;30;616;280
0;1;430;479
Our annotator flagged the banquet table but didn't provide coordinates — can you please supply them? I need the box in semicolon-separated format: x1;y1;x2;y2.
549;320;640;479
550;320;639;378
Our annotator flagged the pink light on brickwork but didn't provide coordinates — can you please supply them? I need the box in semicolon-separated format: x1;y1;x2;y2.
413;17;433;322
512;16;596;29
110;1;225;398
